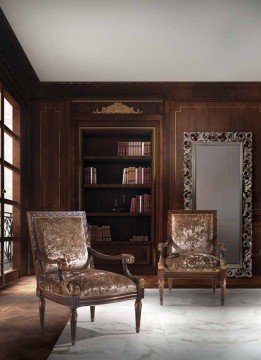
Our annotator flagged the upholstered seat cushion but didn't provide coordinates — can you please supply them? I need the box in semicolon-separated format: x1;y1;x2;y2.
39;268;137;297
165;253;220;272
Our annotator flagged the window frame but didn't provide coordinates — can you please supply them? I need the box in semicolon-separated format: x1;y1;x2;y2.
0;84;20;286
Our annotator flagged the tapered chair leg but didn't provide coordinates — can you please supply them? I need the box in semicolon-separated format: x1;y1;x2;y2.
168;277;173;293
158;278;164;305
221;277;226;306
212;278;216;293
70;308;78;346
135;299;142;333
39;296;46;330
90;306;95;322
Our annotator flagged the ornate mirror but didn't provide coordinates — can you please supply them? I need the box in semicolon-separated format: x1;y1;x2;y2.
184;132;252;277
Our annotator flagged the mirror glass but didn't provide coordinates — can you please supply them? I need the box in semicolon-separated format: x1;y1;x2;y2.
193;143;242;266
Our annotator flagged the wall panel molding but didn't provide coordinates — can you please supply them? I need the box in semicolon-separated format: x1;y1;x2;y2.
33;82;261;101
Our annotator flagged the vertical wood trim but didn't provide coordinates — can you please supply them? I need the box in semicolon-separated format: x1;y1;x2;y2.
39;106;61;209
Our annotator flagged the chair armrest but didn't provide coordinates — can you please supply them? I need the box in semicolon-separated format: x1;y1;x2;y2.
87;246;144;292
87;247;135;264
217;243;227;268
158;242;168;270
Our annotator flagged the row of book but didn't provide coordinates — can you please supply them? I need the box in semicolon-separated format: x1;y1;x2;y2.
88;225;111;242
84;167;97;184
130;194;151;213
122;167;151;184
129;235;149;242
117;142;151;156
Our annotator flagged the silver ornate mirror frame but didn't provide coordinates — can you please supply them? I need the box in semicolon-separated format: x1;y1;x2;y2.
184;132;252;277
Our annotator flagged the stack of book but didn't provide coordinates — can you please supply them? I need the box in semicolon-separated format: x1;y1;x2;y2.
88;225;111;242
122;167;151;184
117;141;151;156
84;167;97;184
129;235;149;242
130;194;151;213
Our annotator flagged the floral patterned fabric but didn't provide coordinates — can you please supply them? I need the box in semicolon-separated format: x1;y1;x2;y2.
39;268;137;297
34;216;88;272
168;212;215;255
165;253;220;272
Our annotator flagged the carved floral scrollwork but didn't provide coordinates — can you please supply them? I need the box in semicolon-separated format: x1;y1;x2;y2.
183;132;252;277
92;102;143;114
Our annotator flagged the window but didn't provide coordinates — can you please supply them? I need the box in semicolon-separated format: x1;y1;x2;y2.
0;86;20;285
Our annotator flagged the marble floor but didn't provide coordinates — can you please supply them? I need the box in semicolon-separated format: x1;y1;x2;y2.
49;289;261;360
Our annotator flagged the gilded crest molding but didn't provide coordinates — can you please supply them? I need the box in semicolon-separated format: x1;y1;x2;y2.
92;102;143;114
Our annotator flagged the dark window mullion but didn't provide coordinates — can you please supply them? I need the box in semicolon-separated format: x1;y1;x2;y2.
2;199;18;206
1;160;20;173
1;86;5;283
3;125;19;140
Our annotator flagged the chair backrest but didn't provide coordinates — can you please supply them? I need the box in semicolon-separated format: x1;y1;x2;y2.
167;210;217;255
27;211;89;278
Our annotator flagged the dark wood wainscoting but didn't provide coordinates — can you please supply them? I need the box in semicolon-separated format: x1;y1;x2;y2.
24;84;261;279
28;100;71;211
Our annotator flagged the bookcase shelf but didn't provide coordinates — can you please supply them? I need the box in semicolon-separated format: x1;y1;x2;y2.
86;212;152;217
83;156;152;162
83;184;152;189
79;126;156;274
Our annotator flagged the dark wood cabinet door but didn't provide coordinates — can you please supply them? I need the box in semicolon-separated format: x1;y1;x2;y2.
30;101;70;210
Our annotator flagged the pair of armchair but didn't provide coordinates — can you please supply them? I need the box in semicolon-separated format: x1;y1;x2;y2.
27;211;144;346
158;210;227;305
27;210;227;346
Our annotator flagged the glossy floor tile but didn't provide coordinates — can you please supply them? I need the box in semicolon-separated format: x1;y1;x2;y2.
49;289;261;360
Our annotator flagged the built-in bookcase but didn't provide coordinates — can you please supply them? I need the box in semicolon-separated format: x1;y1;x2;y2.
79;127;156;274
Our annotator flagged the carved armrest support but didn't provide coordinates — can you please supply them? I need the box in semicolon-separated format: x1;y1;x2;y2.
158;242;167;270
217;243;227;269
35;249;72;280
35;249;68;268
60;280;81;296
218;243;227;252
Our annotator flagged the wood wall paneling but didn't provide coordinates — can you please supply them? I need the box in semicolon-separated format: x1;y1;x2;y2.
27;97;261;277
167;101;261;275
253;222;261;275
30;101;70;211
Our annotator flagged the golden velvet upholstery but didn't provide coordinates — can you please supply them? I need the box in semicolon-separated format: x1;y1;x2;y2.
165;253;220;272
34;216;88;272
158;210;227;306
168;212;215;255
27;211;144;345
39;269;137;297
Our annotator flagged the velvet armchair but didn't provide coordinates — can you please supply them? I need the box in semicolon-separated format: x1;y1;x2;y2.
27;211;144;345
158;210;227;305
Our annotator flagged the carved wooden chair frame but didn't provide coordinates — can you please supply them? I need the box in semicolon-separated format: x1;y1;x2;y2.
158;210;227;306
27;211;144;345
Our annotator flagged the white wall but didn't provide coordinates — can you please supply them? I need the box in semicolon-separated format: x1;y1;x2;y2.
1;0;261;81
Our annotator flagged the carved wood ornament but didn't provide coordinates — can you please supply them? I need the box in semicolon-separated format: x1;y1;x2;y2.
92;102;143;114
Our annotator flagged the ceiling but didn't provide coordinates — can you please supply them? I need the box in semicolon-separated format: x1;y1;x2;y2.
1;0;261;82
